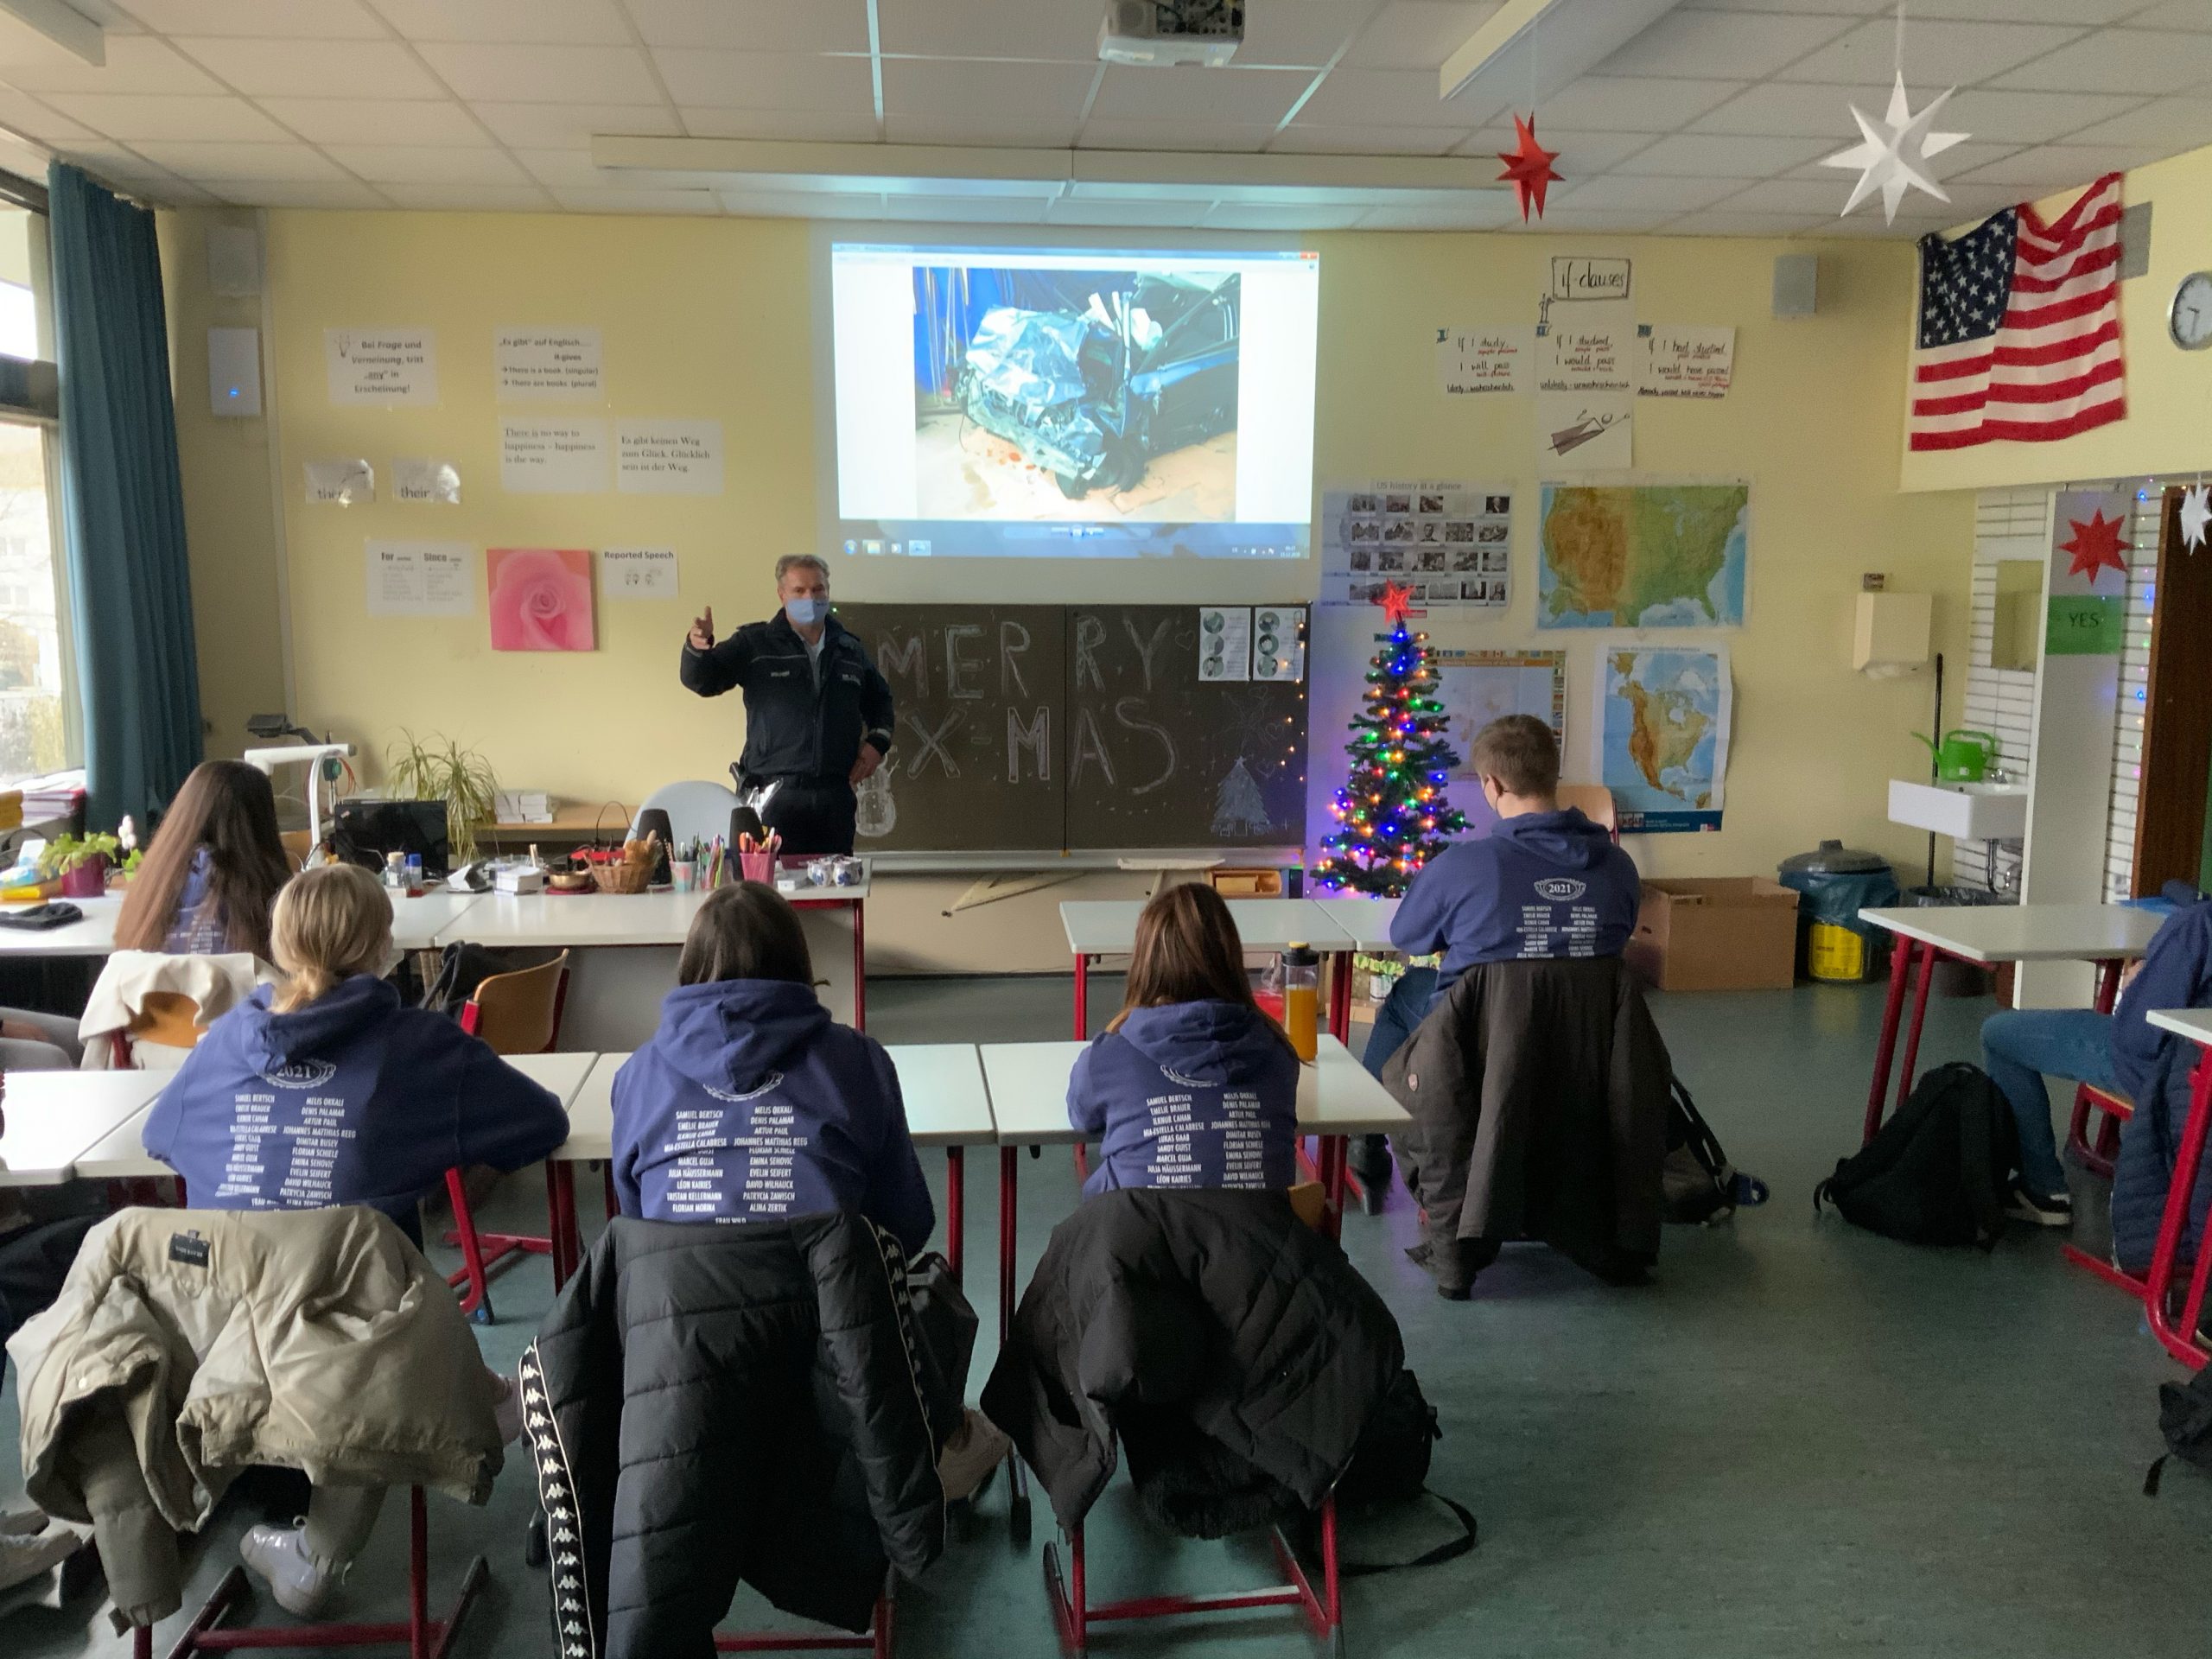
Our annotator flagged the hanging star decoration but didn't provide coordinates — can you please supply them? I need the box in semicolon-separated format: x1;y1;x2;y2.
1374;579;1416;625
2180;484;2210;553
1497;113;1561;222
2060;506;2130;581
1820;73;1967;224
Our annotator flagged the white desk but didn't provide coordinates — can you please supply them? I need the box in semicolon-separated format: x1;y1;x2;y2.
1857;903;2164;1141
435;880;869;1046
0;895;121;957
2149;1008;2212;1046
0;1070;168;1187
389;890;488;950
1315;897;1400;954
1058;898;1357;1041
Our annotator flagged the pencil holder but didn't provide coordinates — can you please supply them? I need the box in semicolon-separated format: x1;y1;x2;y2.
738;850;775;884
671;860;697;893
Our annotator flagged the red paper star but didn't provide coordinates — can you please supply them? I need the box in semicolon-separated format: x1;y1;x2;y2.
1497;113;1561;221
1374;580;1416;624
2061;508;2130;580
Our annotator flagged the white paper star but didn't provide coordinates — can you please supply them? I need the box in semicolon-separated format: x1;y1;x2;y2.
2182;484;2211;553
1821;73;1968;224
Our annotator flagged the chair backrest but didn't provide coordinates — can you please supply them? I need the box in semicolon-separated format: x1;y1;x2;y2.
632;781;741;849
461;950;569;1056
113;991;207;1068
1557;783;1619;842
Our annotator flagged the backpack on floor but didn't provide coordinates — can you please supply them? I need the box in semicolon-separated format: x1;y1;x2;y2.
1662;1077;1770;1224
1815;1061;2016;1249
2145;1363;2212;1497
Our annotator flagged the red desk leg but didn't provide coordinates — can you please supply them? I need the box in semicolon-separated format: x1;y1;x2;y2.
548;1161;579;1289
2144;1045;2212;1370
945;1147;963;1284
1328;953;1352;1043
1865;931;1914;1143
851;898;866;1033
1073;952;1088;1039
999;1143;1032;1541
1321;1134;1347;1242
2092;957;2122;1015
1893;940;1940;1117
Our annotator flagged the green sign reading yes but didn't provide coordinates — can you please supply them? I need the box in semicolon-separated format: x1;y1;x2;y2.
2045;594;2124;656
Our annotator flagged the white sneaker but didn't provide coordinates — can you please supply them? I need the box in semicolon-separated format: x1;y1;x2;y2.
489;1370;523;1445
2005;1181;2074;1229
0;1527;79;1594
238;1522;344;1618
937;1408;1012;1503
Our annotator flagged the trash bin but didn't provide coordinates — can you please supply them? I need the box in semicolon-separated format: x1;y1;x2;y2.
1777;841;1899;982
1904;883;2012;996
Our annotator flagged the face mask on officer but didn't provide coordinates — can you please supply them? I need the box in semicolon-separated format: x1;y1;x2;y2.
785;595;826;627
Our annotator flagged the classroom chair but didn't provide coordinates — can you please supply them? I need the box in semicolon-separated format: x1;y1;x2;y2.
1557;782;1619;843
130;1487;486;1659
2067;1081;2133;1180
443;952;569;1324
632;779;742;849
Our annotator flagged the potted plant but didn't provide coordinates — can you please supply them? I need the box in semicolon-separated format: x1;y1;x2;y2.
384;732;500;864
41;831;123;898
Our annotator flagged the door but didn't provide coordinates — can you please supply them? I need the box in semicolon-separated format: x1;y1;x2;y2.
2132;486;2212;895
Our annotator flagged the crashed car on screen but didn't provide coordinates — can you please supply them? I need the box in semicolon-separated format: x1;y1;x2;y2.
954;272;1238;499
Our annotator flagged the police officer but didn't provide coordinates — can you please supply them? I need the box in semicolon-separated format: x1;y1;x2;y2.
680;555;893;855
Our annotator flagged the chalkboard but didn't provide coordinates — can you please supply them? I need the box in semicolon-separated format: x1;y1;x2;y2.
836;604;1306;854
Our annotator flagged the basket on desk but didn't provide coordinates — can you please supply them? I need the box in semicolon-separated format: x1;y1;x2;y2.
580;800;655;893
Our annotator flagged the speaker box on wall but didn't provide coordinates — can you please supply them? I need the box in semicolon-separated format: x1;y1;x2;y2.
1772;253;1819;318
206;224;259;298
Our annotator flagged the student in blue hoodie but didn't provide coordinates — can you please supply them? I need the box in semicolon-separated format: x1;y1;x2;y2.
140;861;563;1620
1067;883;1303;1198
611;880;934;1254
1351;715;1642;1201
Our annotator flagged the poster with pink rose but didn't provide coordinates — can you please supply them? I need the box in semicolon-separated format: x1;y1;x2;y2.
486;547;595;652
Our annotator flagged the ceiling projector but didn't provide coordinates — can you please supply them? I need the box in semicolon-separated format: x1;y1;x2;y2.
1099;0;1245;68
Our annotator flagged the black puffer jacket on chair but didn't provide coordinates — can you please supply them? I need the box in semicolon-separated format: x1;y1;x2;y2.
519;1212;944;1659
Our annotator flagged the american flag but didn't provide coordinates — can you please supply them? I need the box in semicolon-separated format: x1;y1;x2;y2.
1909;171;2125;452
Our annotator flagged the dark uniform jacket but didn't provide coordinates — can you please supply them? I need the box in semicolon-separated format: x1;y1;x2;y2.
520;1212;943;1656
982;1188;1404;1540
1383;956;1673;1286
679;611;894;784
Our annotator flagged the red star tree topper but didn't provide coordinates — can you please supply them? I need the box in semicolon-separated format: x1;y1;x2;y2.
2061;507;2129;581
1376;579;1416;625
1497;113;1561;221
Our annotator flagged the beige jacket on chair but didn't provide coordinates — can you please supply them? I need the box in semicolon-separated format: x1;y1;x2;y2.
75;950;276;1070
6;1206;502;1622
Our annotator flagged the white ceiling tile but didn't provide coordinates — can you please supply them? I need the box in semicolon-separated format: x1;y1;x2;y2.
0;35;222;93
1665;209;1831;237
1267;124;1467;156
203;177;391;207
472;101;678;149
1675;0;1888;10
684;107;882;142
1693;82;2145;142
882;59;1097;123
882;113;1085;147
1802;210;1936;237
1077;118;1278;151
1554;173;1759;211
2126;2;2212;27
54;139;175;181
631;0;871;54
173;38;448;99
1511;207;1671;232
379;182;556;210
1199;202;1370;229
1950;143;2172;187
876;0;1094;60
365;0;632;44
1090;64;1313;124
256;97;490;146
1355;203;1515;229
1613;132;1834;176
874;194;1049;224
652;48;871;111
1345;3;1505;71
118;0;385;36
1713;175;1878;213
1537;77;1745;131
553;184;718;213
2062;97;2212;152
1294;67;1496;128
1044;197;1211;228
0;88;93;142
420;41;664;103
718;188;886;219
322;143;527;184
513;147;607;188
129;140;348;181
1989;29;2212;95
1778;20;2088;85
1921;0;2163;20
41;92;289;142
1456;129;1656;173
1594;10;1856;79
1237;0;1372;68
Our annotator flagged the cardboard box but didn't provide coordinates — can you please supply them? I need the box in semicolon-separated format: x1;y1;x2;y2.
1625;877;1800;992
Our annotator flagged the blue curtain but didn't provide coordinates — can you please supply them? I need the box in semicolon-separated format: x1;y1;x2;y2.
48;161;202;829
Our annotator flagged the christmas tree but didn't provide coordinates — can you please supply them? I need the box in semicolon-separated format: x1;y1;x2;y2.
1313;582;1467;897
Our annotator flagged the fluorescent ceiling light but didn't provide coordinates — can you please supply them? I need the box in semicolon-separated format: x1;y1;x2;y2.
0;0;103;67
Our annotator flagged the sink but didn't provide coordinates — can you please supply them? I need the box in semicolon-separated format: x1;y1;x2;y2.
1888;778;2028;842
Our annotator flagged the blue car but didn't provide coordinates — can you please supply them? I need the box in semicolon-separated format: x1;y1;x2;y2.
955;272;1239;499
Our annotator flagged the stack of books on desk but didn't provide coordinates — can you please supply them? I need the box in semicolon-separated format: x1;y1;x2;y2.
16;770;84;830
494;789;554;823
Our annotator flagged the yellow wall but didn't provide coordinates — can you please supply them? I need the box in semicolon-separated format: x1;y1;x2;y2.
159;207;1975;934
1899;140;2212;493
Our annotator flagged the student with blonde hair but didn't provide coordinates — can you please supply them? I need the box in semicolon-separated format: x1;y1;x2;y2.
140;861;566;1616
1067;882;1302;1197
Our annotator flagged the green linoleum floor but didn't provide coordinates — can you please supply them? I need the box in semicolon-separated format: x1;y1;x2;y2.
6;973;2210;1658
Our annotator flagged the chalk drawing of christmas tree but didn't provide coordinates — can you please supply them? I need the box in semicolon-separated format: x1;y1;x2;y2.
1211;757;1272;838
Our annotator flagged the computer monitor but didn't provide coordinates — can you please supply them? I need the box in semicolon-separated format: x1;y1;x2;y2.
333;798;452;879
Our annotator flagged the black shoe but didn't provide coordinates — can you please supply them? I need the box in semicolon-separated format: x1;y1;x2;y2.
2005;1181;2073;1228
1436;1281;1471;1301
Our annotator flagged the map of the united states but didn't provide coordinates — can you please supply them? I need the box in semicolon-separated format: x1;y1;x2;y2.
1538;484;1750;628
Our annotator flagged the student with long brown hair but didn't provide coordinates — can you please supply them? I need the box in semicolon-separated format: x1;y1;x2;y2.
1067;882;1301;1197
114;759;294;958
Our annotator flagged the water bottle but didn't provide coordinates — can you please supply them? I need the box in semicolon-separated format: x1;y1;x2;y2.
405;852;424;893
1281;944;1319;1062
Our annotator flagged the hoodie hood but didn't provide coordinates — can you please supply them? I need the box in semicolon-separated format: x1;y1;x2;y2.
650;977;830;1096
237;976;402;1076
1113;1000;1284;1087
1491;807;1614;872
